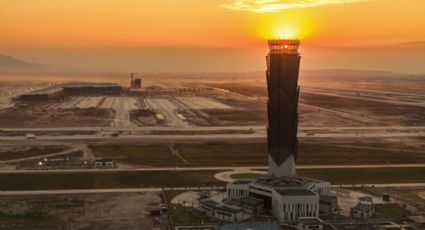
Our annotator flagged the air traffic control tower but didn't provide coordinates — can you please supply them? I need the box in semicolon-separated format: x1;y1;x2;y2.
266;39;301;177
225;40;331;222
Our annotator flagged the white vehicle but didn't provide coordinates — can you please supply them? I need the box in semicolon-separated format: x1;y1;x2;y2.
25;133;37;139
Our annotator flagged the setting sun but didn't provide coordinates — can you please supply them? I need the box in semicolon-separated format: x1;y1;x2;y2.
255;12;313;41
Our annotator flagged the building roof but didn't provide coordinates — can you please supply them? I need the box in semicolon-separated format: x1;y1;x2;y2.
200;198;219;207
232;196;263;206
217;204;243;213
21;82;121;97
277;188;316;196
61;82;120;88
352;203;373;211
320;195;338;203
220;223;282;230
298;217;324;225
253;175;324;188
200;199;242;213
21;86;63;96
232;180;251;185
95;159;114;163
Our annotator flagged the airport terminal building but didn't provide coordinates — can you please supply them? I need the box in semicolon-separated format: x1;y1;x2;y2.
226;39;331;223
20;82;122;102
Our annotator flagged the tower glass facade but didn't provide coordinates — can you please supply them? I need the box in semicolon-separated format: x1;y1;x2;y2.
266;39;301;177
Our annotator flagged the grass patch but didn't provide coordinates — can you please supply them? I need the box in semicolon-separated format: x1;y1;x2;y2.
0;170;225;191
90;144;184;166
164;191;219;226
177;142;425;166
298;167;425;184
230;173;264;180
86;141;425;167
1;167;425;191
298;142;425;165
0;146;67;161
169;204;215;226
374;204;411;220
176;143;267;166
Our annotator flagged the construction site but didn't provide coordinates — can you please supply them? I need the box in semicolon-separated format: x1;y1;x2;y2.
1;71;425;230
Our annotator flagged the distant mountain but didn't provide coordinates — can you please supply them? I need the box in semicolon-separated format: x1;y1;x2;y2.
0;54;46;70
302;68;408;79
397;41;425;46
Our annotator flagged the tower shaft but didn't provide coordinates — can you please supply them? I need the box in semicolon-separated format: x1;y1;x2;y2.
266;39;301;177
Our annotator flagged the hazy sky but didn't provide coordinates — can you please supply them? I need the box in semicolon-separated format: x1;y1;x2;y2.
1;0;424;73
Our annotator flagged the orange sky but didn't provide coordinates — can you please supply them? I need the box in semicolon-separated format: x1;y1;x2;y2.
1;0;424;48
1;0;424;73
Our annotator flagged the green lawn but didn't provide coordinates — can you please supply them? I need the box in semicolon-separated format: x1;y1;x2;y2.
298;142;425;165
230;173;265;180
298;167;425;185
0;146;67;161
177;142;425;166
88;142;425;167
169;204;215;226
176;143;267;166
1;167;425;191
90;144;184;166
0;170;225;191
374;204;411;220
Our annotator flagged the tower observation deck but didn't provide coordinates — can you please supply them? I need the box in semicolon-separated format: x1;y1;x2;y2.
266;39;301;177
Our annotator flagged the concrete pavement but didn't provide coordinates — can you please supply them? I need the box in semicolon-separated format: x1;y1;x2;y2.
0;186;225;196
1;183;425;196
2;163;425;173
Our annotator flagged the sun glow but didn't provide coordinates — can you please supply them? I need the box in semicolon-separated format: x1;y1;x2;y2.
258;23;311;41
276;28;298;39
255;11;313;41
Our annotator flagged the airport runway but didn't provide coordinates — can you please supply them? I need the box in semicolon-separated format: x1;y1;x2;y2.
0;131;424;143
0;186;224;196
2;164;425;173
1;126;424;143
2;183;425;196
3;125;425;132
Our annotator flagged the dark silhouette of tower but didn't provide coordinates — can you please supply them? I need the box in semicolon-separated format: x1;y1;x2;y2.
266;39;300;177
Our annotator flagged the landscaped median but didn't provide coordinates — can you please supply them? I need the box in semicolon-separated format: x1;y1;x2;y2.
1;167;425;191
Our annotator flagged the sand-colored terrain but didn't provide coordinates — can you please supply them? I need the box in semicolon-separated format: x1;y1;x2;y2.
0;192;168;230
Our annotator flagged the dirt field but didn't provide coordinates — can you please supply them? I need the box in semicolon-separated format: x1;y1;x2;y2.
0;192;169;230
2;70;423;128
301;92;425;126
0;145;68;161
0;106;114;128
130;109;159;126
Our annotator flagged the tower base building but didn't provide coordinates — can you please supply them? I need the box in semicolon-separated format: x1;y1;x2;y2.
227;175;330;222
226;39;331;223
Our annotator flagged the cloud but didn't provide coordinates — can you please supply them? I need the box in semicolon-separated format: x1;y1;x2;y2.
220;0;366;13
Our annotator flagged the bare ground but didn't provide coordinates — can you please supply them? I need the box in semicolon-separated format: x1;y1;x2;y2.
0;192;169;230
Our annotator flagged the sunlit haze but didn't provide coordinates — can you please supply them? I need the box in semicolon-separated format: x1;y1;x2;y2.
1;0;425;73
1;1;425;228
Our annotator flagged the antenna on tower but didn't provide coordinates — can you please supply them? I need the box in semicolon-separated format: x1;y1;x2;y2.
130;72;142;89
